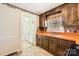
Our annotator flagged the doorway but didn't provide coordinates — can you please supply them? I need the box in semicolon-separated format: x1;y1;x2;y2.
20;12;39;46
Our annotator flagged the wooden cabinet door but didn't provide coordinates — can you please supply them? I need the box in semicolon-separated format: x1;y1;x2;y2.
77;4;79;25
57;39;67;56
42;36;49;51
63;4;78;26
39;13;46;27
57;39;75;56
36;35;43;47
49;37;58;56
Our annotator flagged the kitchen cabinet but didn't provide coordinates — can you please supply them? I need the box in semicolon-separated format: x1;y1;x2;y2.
39;4;78;27
36;35;43;47
36;33;75;56
77;4;79;25
36;35;49;50
62;4;78;26
39;13;46;27
42;36;49;51
49;37;58;55
57;39;75;56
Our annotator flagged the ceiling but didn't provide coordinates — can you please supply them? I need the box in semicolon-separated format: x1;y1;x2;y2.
11;3;63;15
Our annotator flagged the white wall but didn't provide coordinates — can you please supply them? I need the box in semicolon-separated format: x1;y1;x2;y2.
0;4;39;55
0;4;21;55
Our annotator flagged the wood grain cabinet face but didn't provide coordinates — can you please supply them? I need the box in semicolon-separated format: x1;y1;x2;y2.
49;37;58;56
63;4;78;26
57;39;67;56
42;36;49;51
36;34;75;56
77;4;79;25
57;39;75;56
36;35;43;47
39;13;46;27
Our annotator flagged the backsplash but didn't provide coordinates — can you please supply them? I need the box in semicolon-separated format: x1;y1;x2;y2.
65;26;79;33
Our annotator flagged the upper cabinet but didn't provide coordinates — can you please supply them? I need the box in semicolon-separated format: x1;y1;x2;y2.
62;4;78;26
77;4;79;25
39;13;46;27
39;3;79;29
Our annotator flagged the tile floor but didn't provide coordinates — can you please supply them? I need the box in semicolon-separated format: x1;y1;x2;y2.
9;40;53;56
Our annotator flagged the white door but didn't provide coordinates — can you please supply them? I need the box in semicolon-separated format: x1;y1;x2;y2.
20;12;39;45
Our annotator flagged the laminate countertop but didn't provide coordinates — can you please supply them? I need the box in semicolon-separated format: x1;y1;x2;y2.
36;31;79;45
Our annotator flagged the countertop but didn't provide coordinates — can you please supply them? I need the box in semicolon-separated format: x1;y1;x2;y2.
36;31;79;44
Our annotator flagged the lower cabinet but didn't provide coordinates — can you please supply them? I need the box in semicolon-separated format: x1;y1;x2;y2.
57;39;75;56
49;37;58;55
42;36;49;51
36;35;75;56
57;39;67;56
36;35;43;47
